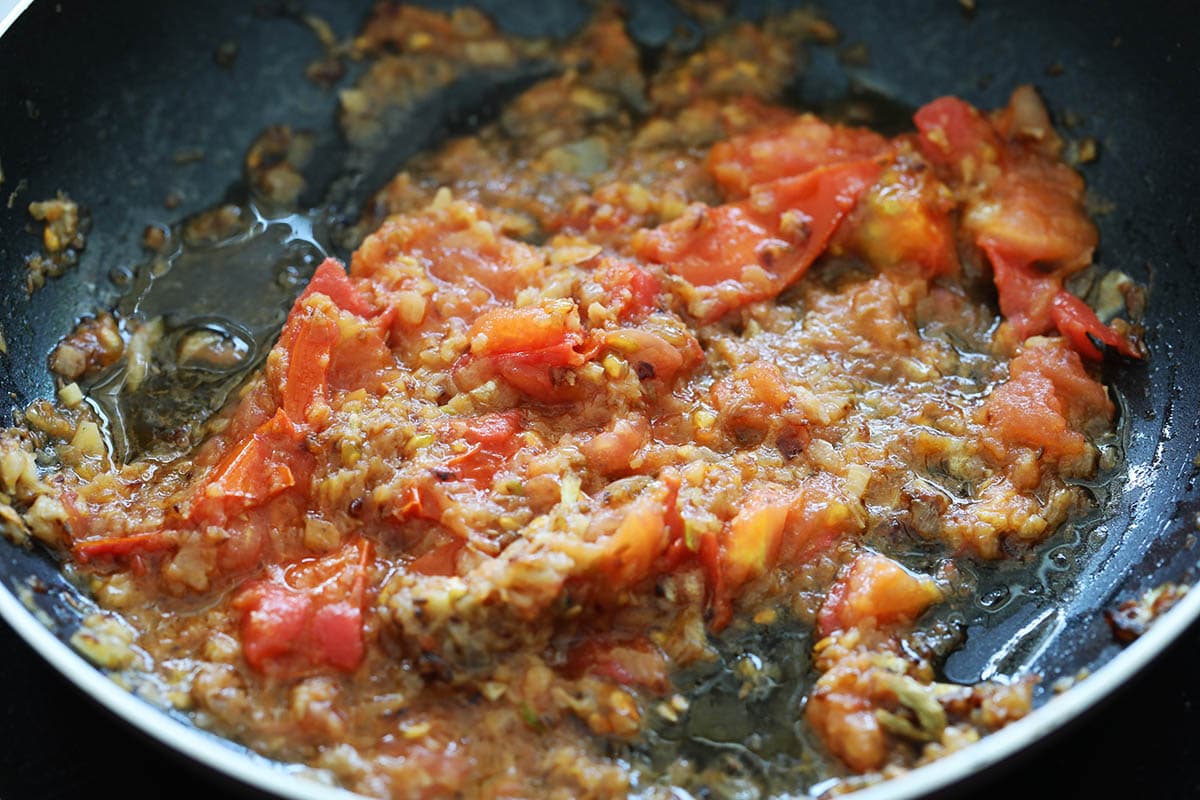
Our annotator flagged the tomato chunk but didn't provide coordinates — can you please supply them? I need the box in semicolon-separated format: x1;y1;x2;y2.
461;300;599;401
444;410;524;487
188;408;309;526
234;539;371;676
984;242;1139;359
817;552;942;636
706;474;864;631
351;200;544;305
634;159;883;322
721;489;792;591
327;320;395;396
706;114;888;198
984;367;1084;462
73;530;174;564
983;243;1060;340
468;301;580;357
408;536;466;577
280;304;339;424
565;635;669;693
594;258;662;320
309;600;366;672
595;494;670;590
294;257;374;318
913;95;999;175
239;582;312;671
969;162;1097;270
846;159;958;277
983;337;1114;464
1050;290;1140;361
1009;337;1113;426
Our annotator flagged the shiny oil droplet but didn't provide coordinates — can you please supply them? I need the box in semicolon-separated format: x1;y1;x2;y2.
979;586;1010;610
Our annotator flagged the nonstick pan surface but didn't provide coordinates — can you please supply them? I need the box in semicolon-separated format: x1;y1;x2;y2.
1;1;1199;798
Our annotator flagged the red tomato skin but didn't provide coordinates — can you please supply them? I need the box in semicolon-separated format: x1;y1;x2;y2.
310;601;366;672
983;242;1058;340
281;307;339;423
913;96;999;171
706;114;888;198
444;410;523;486
634;159;883;322
234;541;371;676
187;409;308;526
239;584;312;673
1050;290;1139;360
73;531;174;563
294;257;374;318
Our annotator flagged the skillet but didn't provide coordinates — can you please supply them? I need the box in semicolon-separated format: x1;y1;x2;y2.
1;0;1199;798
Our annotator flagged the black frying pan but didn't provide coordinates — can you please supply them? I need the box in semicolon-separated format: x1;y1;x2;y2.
1;1;1199;798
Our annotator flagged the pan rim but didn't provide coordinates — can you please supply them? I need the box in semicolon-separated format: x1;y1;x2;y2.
1;570;1197;799
0;0;33;38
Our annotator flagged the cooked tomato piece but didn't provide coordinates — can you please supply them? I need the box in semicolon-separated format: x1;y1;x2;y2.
238;582;312;672
188;408;309;526
968;161;1097;271
817;552;942;636
73;530;175;564
984;242;1139;359
494;341;597;401
234;539;371;676
721;489;793;591
390;483;444;524
309;600;366;672
776;475;863;566
913;95;1000;176
707;474;864;631
991;84;1065;158
983;243;1060;340
279;303;339;424
1050;290;1140;361
983;367;1084;462
982;338;1112;463
594;258;662;320
1005;337;1114;430
444;410;523;487
634;159;883;322
707;113;888;198
351;199;544;305
408;536;466;577
595;494;670;590
294;257;375;319
579;416;649;478
712;361;791;417
468;301;580;357
327;320;396;396
697;528;731;630
806;691;886;773
461;300;598;401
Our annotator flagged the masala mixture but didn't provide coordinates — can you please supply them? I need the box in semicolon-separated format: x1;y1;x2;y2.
0;4;1143;798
